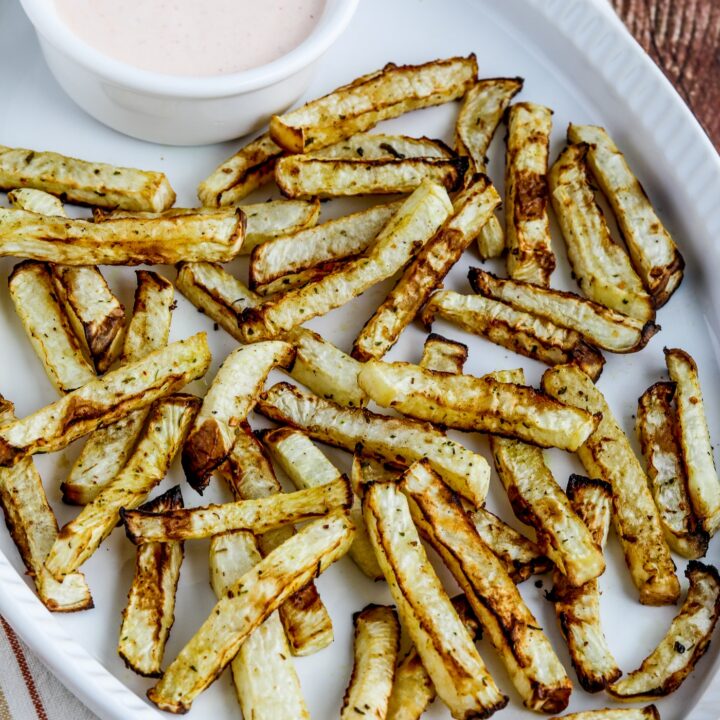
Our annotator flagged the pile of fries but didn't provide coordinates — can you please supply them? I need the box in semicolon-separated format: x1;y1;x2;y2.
1;52;719;720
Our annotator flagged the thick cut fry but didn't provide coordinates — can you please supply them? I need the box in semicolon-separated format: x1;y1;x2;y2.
174;261;368;407
238;180;453;341
198;133;284;207
43;395;198;580
8;261;96;393
489;368;604;586
567;124;684;306
0;398;91;612
550;709;660;720
261;426;384;581
386;596;480;720
608;561;720;700
352;175;501;360
254;262;348;296
181;341;294;492
359;360;598;451
313;133;453;160
118;486;184;677
341;605;400;720
505;103;555;286
222;427;333;657
363;482;508;719
419;332;468;374
0;207;244;265
270;55;478;153
0;333;210;468
469;269;658;353
62;271;175;505
421;290;605;380
209;531;309;719
147;511;354;713
542;364;680;606
275;155;466;198
637;382;708;558
402;460;572;712
257;382;489;508
548;475;620;692
665;348;720;536
467;507;552;583
249;201;400;288
0;145;175;211
8;188;126;373
122;478;352;544
549;143;654;322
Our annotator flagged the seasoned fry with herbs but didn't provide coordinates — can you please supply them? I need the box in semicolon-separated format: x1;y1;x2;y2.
8;261;96;393
0;397;92;612
209;530;309;719
122;478;352;544
147;511;355;714
181;341;294;493
358;360;598;451
269;55;477;153
0;207;244;265
257;382;490;508
469;269;658;353
0;145;175;211
665;348;720;536
174;262;368;407
313;133;453;160
421;290;605;379
222;427;333;656
608;561;720;700
249;201;400;288
402;460;572;712
549;143;654;322
419;332;468;375
261;426;384;581
118;486;184;677
341;605;400;720
62;271;175;505
637;382;708;558
550;708;660;720
505;102;555;286
548;475;620;692
238;180;452;341
363;482;508;719
488;369;604;585
44;394;199;580
197;132;284;207
352;174;500;360
567;124;684;306
542;364;679;606
0;333;210;468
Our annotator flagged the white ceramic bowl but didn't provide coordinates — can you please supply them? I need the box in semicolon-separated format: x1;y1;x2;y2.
18;0;359;146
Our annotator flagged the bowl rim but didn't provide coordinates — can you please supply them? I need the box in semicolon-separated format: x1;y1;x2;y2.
18;0;360;98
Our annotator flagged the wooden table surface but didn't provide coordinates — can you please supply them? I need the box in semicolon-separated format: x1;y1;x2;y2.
612;0;720;150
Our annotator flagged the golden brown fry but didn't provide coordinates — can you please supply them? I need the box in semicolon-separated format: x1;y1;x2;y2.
608;562;720;700
352;174;500;360
665;348;720;536
270;55;478;153
542;364;680;606
358;360;598;451
505;102;555;286
419;332;468;375
341;604;400;720
549;143;654;322
550;708;660;720
0;144;175;211
312;133;453;160
147;511;354;713
118;486;184;677
637;382;708;558
421;290;605;380
0;207;244;265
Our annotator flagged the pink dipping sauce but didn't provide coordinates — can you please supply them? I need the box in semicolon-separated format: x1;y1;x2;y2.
53;0;327;77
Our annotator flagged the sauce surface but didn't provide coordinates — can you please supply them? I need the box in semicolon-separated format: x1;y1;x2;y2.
54;0;326;77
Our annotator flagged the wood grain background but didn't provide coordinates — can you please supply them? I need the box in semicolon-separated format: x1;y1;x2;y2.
612;0;720;150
